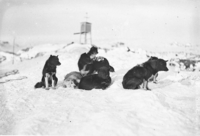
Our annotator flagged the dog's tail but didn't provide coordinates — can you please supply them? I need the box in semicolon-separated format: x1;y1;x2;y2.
34;81;44;88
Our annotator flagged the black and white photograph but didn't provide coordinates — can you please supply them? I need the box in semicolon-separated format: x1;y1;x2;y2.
0;0;200;135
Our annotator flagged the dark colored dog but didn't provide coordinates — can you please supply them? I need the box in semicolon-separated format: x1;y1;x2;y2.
34;55;61;90
78;46;98;76
79;67;111;90
86;56;115;75
93;56;115;72
122;58;168;90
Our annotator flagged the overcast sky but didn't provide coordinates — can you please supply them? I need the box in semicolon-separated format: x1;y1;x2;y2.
0;0;199;47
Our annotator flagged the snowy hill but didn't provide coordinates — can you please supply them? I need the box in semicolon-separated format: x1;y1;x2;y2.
0;43;200;135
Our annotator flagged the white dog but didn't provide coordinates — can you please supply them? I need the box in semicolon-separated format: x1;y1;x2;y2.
63;71;82;88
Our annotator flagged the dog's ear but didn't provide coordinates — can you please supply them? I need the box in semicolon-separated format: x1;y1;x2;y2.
109;66;115;72
50;55;52;57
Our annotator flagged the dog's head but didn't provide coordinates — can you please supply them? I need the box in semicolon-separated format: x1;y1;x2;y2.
97;67;110;79
148;56;158;61
87;46;98;59
48;55;61;66
150;59;168;71
63;80;77;88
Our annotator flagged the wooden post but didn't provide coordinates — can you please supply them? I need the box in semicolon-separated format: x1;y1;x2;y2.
90;31;92;44
79;33;81;44
85;13;88;44
12;36;15;64
85;32;87;44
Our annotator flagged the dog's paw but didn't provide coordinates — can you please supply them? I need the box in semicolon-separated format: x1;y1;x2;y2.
45;87;50;90
146;88;151;91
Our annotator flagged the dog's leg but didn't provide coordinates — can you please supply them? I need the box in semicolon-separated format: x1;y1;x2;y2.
142;79;145;89
153;75;156;83
52;77;55;89
146;81;151;90
143;79;151;91
45;73;50;90
52;74;57;89
153;73;158;83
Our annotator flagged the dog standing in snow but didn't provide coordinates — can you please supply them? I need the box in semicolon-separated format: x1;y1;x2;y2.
34;55;61;90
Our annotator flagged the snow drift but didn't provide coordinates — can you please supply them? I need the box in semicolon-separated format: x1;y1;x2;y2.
0;43;200;135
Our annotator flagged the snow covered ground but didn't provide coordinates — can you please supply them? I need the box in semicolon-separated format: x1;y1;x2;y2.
0;43;200;135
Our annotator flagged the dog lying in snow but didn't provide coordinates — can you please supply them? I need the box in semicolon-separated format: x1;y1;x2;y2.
34;55;61;90
63;71;82;88
122;58;168;90
93;56;115;72
79;67;111;90
64;56;114;89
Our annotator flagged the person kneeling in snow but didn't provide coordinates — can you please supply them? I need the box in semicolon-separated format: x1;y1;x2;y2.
78;46;98;76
